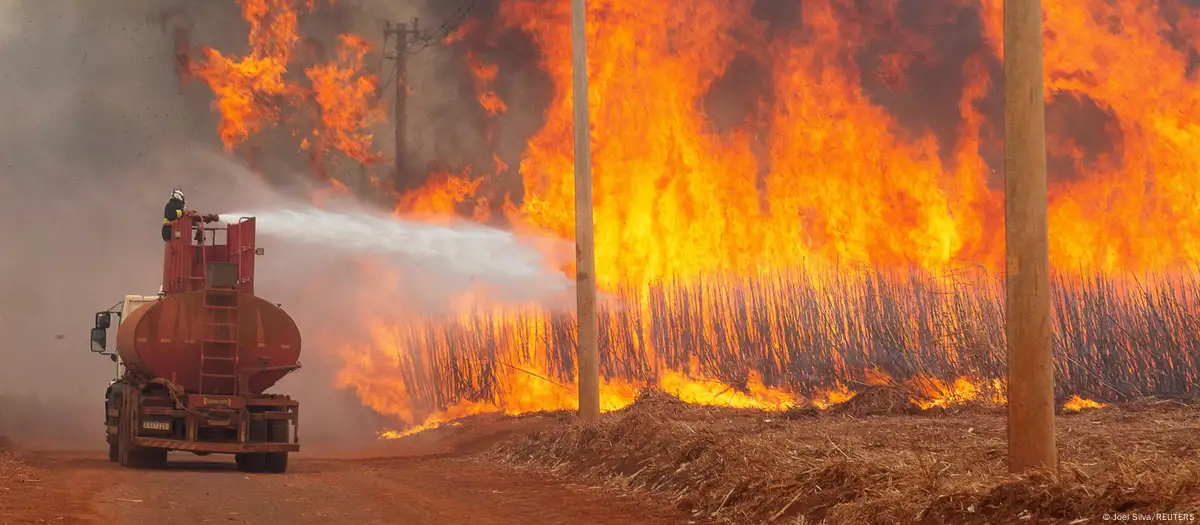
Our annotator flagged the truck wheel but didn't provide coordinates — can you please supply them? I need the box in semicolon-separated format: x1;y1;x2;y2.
263;452;288;473
262;419;289;473
123;444;167;469
235;453;266;472
117;399;166;469
107;395;121;463
117;408;133;468
132;448;168;469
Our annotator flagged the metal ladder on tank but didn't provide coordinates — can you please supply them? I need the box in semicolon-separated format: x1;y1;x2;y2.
199;288;240;395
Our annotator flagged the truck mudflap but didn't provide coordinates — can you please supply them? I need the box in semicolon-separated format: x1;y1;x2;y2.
131;437;299;454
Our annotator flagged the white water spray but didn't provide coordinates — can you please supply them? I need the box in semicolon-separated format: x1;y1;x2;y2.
220;204;577;306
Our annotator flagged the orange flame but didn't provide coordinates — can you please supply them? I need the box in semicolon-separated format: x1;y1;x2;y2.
1062;395;1106;413
392;169;484;219
192;0;1200;278
304;34;386;165
465;51;506;118
190;0;1197;434
187;0;309;149
486;0;1200;283
188;0;383;168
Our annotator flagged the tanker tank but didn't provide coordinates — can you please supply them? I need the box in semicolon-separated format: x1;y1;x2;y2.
115;289;302;395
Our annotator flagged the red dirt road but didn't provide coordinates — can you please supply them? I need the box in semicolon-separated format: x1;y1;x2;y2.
0;449;693;525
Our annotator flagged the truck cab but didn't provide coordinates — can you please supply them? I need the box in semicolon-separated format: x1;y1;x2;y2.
91;295;160;462
93;295;160;384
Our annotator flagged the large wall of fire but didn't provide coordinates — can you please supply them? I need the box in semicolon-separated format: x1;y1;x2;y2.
171;0;1200;425
180;0;1200;286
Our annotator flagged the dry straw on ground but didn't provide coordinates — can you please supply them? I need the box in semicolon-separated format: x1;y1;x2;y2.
486;390;1200;524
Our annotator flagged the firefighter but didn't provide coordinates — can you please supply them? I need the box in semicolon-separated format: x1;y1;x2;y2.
163;189;219;241
162;188;199;242
160;189;218;294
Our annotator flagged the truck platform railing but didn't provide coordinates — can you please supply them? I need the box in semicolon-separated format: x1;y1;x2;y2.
163;215;259;296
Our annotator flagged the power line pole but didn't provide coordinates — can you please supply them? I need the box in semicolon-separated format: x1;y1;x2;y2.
571;0;600;422
384;19;419;192
1004;0;1057;473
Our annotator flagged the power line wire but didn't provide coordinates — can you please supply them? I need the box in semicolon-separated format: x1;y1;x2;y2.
377;60;399;98
405;0;481;54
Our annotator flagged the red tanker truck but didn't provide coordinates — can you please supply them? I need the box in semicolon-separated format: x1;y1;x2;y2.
88;214;302;472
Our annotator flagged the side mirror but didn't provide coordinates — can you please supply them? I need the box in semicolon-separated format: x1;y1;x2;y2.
95;312;111;330
90;327;107;353
109;354;118;363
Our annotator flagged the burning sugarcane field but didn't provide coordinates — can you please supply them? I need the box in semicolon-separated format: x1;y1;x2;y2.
3;0;1200;523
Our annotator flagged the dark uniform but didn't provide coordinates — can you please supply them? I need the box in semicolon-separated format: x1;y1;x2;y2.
162;197;186;242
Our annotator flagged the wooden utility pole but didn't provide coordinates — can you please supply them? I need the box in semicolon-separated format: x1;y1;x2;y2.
571;0;601;422
384;19;418;192
1004;0;1057;473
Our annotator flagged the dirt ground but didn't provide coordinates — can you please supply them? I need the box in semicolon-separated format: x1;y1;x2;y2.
0;449;691;525
5;391;1200;525
0;409;686;525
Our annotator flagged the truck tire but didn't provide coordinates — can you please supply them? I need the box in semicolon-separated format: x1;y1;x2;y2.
235;453;266;472
263;419;289;473
263;452;288;473
117;406;133;468
133;448;168;469
106;391;122;463
117;397;167;470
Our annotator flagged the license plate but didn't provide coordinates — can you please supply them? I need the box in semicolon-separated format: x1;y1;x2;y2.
142;420;170;431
